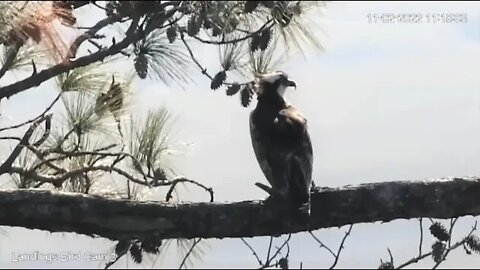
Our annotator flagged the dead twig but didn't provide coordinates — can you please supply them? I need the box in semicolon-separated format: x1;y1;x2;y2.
241;238;263;266
179;238;202;269
330;224;353;269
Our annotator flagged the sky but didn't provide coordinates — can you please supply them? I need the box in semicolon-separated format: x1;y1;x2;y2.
0;1;480;268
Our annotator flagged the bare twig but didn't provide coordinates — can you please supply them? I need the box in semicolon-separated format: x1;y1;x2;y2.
330;224;353;269
260;234;292;269
0;42;22;79
179;238;202;269
241;238;263;266
266;236;273;265
387;248;394;265
92;1;108;11
419;218;423;256
180;33;251;88
0;93;61;132
9;164;146;188
30;148;146;181
66;12;123;59
0;136;21;141
21;144;67;174
396;221;477;269
309;231;336;257
396;252;432;269
0;114;51;174
31;114;51;147
448;217;459;248
165;178;214;202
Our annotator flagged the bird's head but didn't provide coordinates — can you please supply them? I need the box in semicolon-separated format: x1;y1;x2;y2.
255;71;296;99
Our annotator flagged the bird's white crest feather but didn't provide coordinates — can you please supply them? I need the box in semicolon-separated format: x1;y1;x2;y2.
257;71;289;97
259;71;284;84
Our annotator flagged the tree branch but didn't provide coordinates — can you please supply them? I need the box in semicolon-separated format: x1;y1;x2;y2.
0;177;479;241
0;3;182;101
395;221;477;269
66;13;124;59
180;33;251;88
179;238;202;269
241;237;263;266
0;114;51;174
191;19;275;45
0;93;61;132
0;24;139;100
0;42;22;79
329;224;353;269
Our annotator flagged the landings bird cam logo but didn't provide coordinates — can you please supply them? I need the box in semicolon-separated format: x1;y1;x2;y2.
11;250;117;263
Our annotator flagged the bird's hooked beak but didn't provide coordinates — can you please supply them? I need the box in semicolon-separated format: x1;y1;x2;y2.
287;79;296;89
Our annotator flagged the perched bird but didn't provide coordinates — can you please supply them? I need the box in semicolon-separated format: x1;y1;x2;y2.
249;71;313;215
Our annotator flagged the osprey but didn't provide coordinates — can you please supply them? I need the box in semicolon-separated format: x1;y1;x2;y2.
249;71;313;215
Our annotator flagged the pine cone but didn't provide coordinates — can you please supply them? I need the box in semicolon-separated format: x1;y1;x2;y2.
187;15;201;37
466;235;480;254
115;240;131;257
166;26;177;43
431;241;445;263
135;53;148;79
129;243;143;264
258;28;271;51
106;79;124;112
226;83;241;96
94;93;109;116
141;239;162;255
279;257;289;269
210;71;227;90
250;32;261;52
240;84;254;107
430;222;450;242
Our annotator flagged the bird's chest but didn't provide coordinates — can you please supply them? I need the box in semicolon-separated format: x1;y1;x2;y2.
250;110;297;149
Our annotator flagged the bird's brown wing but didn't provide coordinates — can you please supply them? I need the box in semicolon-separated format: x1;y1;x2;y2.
250;110;275;188
273;105;313;206
250;106;313;206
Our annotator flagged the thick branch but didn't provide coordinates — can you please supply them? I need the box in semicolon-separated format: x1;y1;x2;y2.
0;177;479;241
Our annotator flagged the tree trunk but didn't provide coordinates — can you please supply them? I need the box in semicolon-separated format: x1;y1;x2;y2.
0;177;479;241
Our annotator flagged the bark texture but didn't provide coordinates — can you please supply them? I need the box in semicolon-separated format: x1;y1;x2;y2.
0;177;479;241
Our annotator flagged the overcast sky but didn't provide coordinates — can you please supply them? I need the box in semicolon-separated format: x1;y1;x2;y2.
1;1;480;268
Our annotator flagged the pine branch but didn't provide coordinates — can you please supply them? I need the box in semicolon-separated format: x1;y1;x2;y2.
0;42;22;79
0;92;61;133
0;177;479;241
395;221;477;269
330;224;353;269
0;114;52;173
191;19;275;45
66;13;124;59
0;2;182;101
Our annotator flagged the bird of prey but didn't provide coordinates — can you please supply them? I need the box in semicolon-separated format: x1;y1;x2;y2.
249;71;313;215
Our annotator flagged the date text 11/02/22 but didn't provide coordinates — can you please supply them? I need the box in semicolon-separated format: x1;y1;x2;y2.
366;13;468;24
